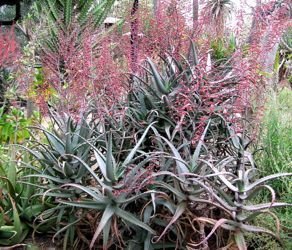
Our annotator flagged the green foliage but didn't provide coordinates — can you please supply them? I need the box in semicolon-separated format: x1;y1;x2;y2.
0;193;29;246
211;36;236;60
0;107;31;144
25;0;117;58
37;0;116;31
257;88;292;198
251;88;292;249
245;232;283;250
0;145;44;246
281;27;292;49
0;4;16;21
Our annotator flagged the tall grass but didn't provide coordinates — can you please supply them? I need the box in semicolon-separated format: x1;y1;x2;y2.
258;88;292;200
252;87;292;249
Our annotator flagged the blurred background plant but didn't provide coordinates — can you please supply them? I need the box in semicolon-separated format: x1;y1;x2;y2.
0;106;32;144
210;35;236;61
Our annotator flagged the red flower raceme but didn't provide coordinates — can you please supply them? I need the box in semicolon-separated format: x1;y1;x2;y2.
31;25;125;120
0;27;19;68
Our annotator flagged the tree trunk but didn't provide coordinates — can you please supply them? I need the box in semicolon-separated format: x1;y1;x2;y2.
130;0;139;83
153;0;159;17
248;0;284;87
193;0;199;30
261;28;280;88
248;0;262;44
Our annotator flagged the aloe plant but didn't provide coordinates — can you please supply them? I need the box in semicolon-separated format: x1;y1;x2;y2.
130;116;291;249
0;146;44;247
14;36;291;250
24;112;95;183
186;168;292;249
126;42;198;139
0;193;29;246
34;0;117;53
181;123;292;249
0;87;44;247
40;0;116;29
18;108;292;249
20;113;160;248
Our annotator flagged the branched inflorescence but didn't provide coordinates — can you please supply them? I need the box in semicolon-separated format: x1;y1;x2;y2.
0;27;19;68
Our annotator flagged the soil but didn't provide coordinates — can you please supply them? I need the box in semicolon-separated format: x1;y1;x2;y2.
0;234;57;250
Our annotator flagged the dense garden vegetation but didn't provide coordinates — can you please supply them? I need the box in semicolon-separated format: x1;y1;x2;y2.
0;0;291;249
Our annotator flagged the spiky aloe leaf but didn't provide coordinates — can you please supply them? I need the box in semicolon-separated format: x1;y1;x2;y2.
199;159;239;192
188;40;199;66
242;185;276;203
40;129;65;155
64;0;73;27
90;205;115;249
0;195;29;245
60;154;109;189
240;224;281;241
245;173;292;192
105;132;116;182
153;202;186;243
59;183;107;203
122;122;156;167
152;180;186;200
78;0;94;25
242;202;292;211
25;174;68;184
190;120;210;171
93;148;109;181
226;124;242;150
236;210;280;225
92;0;116;27
194;217;282;243
116;190;161;204
234;231;247;250
0;176;16;199
103;218;111;250
45;0;59;21
185;175;237;211
115;207;156;235
52;217;82;243
188;218;229;247
158;136;189;174
188;196;233;216
147;59;169;95
58;200;106;210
